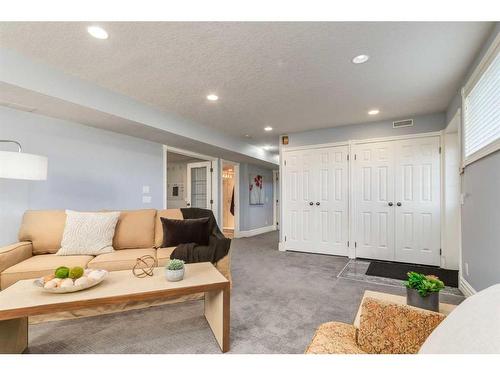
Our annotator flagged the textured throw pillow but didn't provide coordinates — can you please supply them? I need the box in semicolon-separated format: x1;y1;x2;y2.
160;217;210;247
57;210;121;256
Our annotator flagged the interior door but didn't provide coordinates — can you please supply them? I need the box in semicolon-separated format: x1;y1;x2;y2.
394;136;441;265
187;161;212;209
283;149;317;252
353;141;395;261
316;146;349;256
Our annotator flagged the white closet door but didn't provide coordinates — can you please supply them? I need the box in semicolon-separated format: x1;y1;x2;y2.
394;137;441;266
353;141;395;261
283;149;317;251
316;146;349;255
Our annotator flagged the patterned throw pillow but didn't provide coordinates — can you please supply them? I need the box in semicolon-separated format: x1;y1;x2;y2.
57;210;121;256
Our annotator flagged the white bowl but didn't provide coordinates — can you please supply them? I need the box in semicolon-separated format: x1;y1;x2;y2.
33;269;108;294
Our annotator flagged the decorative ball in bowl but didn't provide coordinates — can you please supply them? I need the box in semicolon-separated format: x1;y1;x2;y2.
165;259;185;282
33;266;108;293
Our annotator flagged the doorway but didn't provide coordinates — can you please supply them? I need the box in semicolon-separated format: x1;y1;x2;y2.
164;147;219;222
221;160;239;239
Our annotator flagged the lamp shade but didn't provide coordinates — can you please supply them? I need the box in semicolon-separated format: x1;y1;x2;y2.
0;150;48;180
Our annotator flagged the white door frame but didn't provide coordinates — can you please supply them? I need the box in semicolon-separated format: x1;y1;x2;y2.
273;169;279;229
163;145;219;224
220;159;240;238
349;131;442;261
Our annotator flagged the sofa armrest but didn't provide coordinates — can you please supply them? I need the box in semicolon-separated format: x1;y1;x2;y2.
0;242;33;274
357;297;446;354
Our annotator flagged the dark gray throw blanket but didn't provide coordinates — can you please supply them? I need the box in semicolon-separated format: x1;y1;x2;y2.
170;208;231;264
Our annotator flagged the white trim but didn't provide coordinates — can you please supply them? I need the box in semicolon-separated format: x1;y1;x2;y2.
162;146;168;209
272;169;279;229
237;225;276;238
459;276;477;297
165;145;218;162
348;141;355;259
463;138;500;167
220;159;240;238
278;241;285;252
282;140;350;152
351;131;442;145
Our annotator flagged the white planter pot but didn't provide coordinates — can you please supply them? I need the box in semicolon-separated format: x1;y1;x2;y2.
165;268;185;282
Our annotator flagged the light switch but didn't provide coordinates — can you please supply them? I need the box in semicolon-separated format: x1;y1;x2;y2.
142;196;152;203
142;185;150;194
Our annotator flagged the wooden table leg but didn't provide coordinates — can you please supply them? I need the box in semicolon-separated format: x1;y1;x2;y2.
204;287;230;353
0;317;28;354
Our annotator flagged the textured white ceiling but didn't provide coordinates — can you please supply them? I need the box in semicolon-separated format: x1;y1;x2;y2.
0;22;494;147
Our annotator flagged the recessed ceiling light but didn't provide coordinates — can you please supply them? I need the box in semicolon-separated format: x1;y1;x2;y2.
206;94;218;101
352;54;369;64
87;26;108;40
368;109;380;115
264;126;273;132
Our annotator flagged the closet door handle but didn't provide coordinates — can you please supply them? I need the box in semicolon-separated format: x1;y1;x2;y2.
388;202;393;206
397;202;402;206
309;202;314;206
316;202;320;206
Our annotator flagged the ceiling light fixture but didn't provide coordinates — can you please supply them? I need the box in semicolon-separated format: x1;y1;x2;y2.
263;145;272;150
368;109;380;115
264;126;273;132
352;54;369;64
87;26;109;40
206;94;218;101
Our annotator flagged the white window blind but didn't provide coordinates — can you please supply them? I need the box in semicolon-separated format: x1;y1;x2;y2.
463;46;500;164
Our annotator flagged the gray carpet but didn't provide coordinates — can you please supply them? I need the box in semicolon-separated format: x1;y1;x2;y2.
28;231;464;354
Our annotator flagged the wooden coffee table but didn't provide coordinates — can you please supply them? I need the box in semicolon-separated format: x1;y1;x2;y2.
0;262;230;353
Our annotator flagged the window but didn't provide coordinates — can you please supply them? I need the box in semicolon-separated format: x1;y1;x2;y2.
463;35;500;165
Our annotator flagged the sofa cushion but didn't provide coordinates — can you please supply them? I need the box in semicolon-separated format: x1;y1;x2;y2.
154;209;183;248
18;210;66;255
113;209;156;250
0;242;32;274
160;217;210;247
156;247;176;267
419;284;500;354
87;248;156;272
0;254;93;290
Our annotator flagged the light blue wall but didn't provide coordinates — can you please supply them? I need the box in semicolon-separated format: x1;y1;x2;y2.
239;163;275;231
0;106;164;246
447;23;500;291
283;112;446;148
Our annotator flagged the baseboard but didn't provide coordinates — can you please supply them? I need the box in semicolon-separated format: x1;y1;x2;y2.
237;225;276;238
459;276;477;297
278;241;285;252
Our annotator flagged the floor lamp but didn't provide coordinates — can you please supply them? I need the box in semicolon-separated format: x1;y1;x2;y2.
0;140;48;180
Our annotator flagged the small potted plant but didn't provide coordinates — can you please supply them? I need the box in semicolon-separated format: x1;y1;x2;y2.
404;271;445;312
165;259;185;282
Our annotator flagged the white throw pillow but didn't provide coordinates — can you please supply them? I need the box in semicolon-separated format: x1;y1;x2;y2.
57;210;121;256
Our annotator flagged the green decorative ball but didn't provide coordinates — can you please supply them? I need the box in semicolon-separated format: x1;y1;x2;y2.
69;266;84;279
54;266;69;279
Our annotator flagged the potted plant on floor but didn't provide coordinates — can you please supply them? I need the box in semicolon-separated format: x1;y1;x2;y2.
165;259;185;282
404;271;445;312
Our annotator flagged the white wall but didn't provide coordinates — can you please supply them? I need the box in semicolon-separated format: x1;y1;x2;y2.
0;106;163;246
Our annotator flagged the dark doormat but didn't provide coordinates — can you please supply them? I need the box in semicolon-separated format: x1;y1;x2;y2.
365;260;459;287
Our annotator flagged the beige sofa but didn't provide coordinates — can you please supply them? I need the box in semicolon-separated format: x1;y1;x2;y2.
0;208;231;290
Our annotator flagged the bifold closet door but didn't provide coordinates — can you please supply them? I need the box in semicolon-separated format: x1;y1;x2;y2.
353;141;396;261
283;146;349;255
283;149;317;252
353;136;441;266
394;137;441;266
